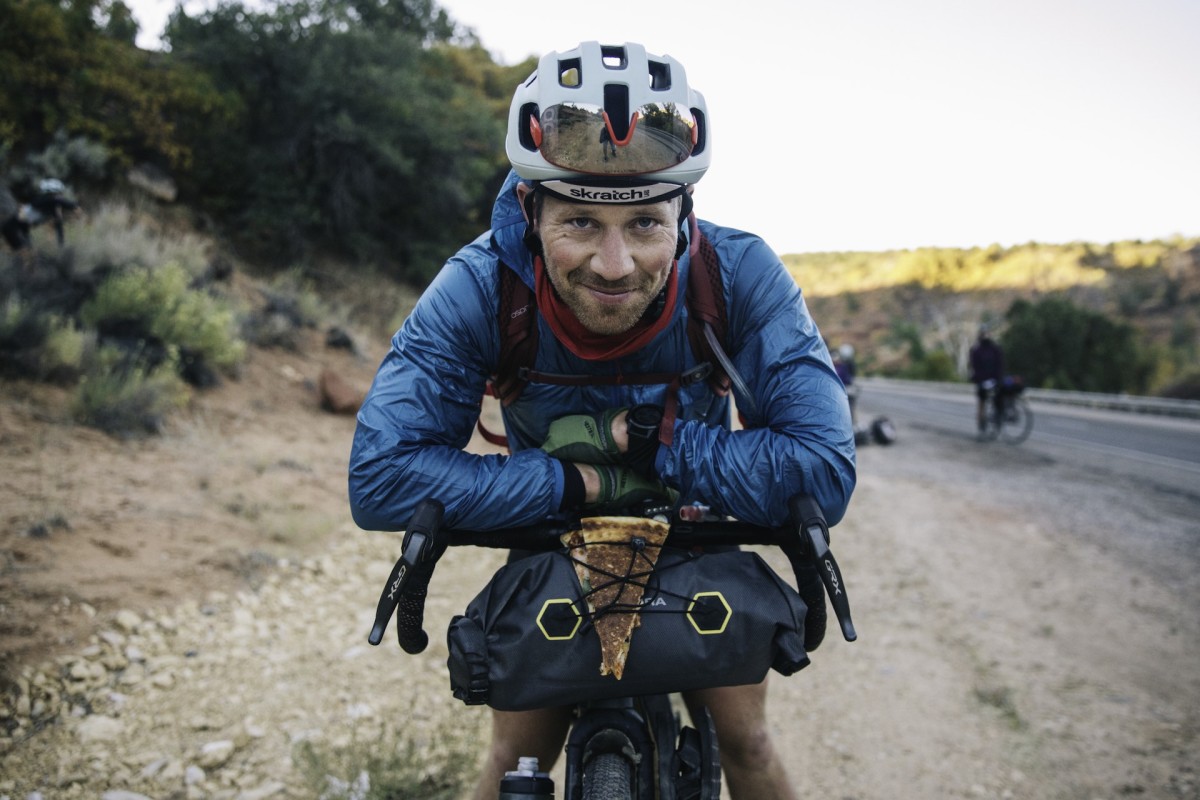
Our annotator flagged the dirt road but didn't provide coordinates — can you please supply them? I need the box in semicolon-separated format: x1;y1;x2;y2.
1;357;1197;798
767;402;1200;799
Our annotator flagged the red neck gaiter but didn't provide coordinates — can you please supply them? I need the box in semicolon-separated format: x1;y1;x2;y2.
534;255;679;361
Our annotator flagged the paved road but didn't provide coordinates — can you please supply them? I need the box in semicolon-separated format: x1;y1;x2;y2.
856;378;1200;498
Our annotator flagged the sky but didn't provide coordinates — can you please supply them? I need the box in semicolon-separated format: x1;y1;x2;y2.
128;0;1200;255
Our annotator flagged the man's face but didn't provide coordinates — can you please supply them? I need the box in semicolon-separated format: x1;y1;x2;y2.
522;187;680;336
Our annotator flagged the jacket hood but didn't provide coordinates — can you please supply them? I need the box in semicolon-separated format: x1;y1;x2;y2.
490;169;535;289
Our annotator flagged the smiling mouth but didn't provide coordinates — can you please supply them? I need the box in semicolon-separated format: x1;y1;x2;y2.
584;286;636;304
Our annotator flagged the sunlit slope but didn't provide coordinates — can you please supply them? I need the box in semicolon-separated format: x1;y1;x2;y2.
785;238;1198;297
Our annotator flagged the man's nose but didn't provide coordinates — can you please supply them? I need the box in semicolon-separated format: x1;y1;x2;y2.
589;229;635;282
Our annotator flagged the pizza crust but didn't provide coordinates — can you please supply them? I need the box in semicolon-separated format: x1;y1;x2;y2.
561;517;670;679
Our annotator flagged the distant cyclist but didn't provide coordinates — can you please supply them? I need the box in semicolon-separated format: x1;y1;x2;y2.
968;324;1005;436
833;342;858;425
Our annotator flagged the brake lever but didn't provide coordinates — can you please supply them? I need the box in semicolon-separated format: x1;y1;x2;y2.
367;499;447;652
789;495;857;642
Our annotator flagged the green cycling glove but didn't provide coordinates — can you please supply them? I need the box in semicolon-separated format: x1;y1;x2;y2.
541;408;626;465
588;464;679;516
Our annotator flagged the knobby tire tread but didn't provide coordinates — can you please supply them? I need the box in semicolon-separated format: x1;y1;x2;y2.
583;752;633;800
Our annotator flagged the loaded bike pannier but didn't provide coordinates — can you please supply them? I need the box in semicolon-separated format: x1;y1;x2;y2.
447;545;812;711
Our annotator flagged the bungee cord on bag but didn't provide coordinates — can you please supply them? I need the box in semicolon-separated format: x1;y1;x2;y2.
560;539;697;621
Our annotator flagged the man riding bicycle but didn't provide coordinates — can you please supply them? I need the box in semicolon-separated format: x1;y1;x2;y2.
349;41;856;799
968;323;1005;436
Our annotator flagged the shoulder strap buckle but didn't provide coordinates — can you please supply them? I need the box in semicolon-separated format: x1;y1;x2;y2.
679;362;712;387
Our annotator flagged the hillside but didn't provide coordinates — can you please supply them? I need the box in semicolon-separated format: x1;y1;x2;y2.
0;321;385;670
0;202;431;671
788;239;1200;390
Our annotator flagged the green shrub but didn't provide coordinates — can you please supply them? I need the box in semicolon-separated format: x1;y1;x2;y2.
2;199;250;433
241;277;325;350
0;295;45;376
69;202;212;278
4;131;110;189
39;316;90;381
1003;296;1148;393
82;262;245;370
72;345;189;436
0;294;32;343
1158;368;1200;400
903;349;958;382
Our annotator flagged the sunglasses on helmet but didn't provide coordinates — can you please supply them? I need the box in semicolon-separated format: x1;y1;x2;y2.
527;101;699;177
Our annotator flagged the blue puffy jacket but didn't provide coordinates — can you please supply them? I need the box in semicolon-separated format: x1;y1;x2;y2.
350;171;856;532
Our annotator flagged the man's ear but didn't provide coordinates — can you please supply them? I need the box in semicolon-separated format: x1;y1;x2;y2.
516;182;536;226
516;183;544;257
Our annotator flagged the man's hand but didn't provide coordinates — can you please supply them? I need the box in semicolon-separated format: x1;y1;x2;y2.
542;408;672;513
585;463;678;515
541;408;627;464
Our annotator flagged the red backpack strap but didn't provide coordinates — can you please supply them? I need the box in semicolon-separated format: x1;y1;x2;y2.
474;417;511;449
476;261;537;453
685;214;732;395
651;215;735;448
492;261;538;406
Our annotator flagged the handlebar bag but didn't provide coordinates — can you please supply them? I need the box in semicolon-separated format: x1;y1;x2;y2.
447;548;811;711
1001;375;1026;396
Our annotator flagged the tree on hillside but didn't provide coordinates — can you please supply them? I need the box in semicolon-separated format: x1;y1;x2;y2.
1002;297;1150;393
314;0;456;39
0;0;232;178
165;0;525;282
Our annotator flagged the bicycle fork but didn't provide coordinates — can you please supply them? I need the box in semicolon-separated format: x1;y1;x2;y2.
557;694;720;800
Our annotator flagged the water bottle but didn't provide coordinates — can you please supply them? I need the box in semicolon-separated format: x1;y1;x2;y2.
498;755;554;799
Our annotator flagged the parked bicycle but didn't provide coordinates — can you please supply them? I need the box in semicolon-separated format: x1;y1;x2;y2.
368;495;857;800
980;376;1033;444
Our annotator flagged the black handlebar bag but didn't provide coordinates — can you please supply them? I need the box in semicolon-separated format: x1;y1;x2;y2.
447;548;811;711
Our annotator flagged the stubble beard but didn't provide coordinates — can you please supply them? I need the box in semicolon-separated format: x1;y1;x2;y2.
546;260;668;336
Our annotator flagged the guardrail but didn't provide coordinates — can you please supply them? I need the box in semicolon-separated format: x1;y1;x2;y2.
860;377;1200;420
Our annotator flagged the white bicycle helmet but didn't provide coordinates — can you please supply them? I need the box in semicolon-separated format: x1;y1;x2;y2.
39;178;66;194
506;42;711;204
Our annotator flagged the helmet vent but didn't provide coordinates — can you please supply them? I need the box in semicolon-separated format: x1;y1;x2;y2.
557;58;581;88
690;108;707;155
518;103;540;152
648;60;671;90
600;45;628;69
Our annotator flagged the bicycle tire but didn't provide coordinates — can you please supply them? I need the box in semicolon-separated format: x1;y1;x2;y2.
1000;397;1033;444
980;405;1001;441
582;752;633;800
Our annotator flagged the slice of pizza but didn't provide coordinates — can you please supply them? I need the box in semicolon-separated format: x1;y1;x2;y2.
560;517;670;680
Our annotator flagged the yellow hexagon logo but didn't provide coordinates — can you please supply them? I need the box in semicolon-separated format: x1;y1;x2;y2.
536;598;581;640
687;591;731;634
